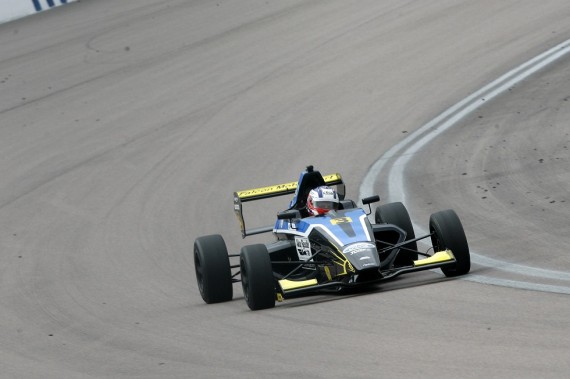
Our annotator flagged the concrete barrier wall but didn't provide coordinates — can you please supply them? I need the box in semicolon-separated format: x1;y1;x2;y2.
1;0;76;24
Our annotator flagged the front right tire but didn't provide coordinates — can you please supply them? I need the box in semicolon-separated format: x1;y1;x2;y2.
375;202;418;264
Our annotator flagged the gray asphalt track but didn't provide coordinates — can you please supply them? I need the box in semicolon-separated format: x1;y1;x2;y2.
1;1;569;377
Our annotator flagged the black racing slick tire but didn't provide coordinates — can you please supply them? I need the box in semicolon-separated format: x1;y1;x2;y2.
194;234;233;304
375;202;418;263
429;209;470;277
240;244;275;311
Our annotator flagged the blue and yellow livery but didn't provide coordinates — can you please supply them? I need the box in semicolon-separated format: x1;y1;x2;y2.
195;166;471;311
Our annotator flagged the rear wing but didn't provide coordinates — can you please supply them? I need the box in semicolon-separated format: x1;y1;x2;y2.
234;173;344;238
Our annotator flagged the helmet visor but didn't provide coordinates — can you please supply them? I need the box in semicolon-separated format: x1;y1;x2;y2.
313;200;338;211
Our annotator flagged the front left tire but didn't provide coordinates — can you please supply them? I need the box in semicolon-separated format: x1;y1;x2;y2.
429;209;470;277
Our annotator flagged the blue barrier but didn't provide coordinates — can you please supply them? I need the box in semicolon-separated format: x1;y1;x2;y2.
31;0;69;12
1;0;75;24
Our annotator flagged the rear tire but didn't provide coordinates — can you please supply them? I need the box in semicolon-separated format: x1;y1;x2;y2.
194;235;233;304
429;209;470;277
375;202;418;263
240;244;275;311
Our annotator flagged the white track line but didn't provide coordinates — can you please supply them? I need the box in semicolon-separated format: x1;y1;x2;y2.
360;38;570;294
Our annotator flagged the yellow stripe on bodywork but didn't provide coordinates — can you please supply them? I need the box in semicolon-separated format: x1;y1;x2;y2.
279;278;318;291
413;250;455;267
236;173;342;200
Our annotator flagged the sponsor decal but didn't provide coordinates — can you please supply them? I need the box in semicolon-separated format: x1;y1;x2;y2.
319;188;336;197
237;181;297;199
343;242;376;256
295;237;311;261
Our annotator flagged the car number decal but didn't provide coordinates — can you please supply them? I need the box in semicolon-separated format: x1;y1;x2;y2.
331;217;352;225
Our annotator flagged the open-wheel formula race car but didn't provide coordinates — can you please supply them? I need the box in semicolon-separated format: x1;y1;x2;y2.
194;166;470;310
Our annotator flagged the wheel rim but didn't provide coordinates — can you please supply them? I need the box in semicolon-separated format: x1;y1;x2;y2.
431;227;444;252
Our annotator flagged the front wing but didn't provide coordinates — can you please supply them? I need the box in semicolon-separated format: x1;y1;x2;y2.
276;250;456;299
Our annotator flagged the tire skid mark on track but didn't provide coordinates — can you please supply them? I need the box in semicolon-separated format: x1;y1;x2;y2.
360;38;570;294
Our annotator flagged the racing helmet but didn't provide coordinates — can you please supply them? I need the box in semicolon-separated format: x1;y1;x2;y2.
307;186;339;216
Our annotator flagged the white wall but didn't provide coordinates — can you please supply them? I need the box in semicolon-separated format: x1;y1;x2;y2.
1;0;76;24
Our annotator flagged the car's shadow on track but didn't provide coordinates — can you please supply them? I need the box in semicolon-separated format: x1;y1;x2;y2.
201;269;477;311
269;270;460;309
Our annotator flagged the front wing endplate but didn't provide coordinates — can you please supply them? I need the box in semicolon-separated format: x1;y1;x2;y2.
413;249;455;267
279;278;318;291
